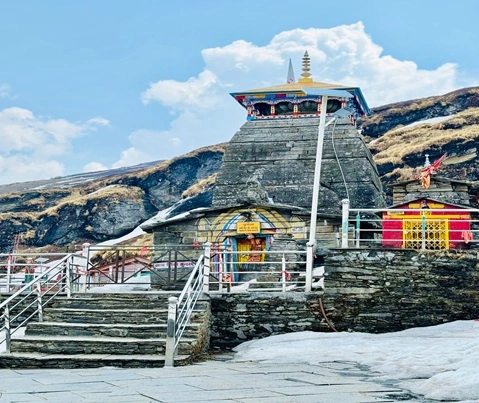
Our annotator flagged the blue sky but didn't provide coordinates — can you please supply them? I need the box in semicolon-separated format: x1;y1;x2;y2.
0;0;478;185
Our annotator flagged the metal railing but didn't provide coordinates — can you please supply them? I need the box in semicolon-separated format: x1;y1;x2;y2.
340;202;479;250
165;254;205;367
82;244;202;290
163;241;314;366
0;252;85;353
202;243;308;292
78;243;311;293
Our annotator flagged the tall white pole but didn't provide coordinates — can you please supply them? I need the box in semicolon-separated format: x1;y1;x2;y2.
305;95;328;292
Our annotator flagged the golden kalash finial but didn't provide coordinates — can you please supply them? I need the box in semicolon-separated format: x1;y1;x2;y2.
298;51;313;83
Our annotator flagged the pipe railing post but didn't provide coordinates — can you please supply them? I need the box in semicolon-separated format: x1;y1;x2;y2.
422;214;426;250
79;243;90;293
65;256;72;298
4;305;11;353
165;296;178;367
6;256;11;293
36;282;43;322
341;199;350;248
202;243;211;293
355;212;361;248
281;254;286;292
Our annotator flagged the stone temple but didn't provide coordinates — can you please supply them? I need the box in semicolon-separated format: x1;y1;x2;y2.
143;52;385;266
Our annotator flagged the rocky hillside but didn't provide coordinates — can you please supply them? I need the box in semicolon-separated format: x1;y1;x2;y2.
2;86;479;251
0;145;225;252
362;86;479;184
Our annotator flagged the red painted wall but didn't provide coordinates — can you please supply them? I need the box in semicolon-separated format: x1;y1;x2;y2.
382;200;471;249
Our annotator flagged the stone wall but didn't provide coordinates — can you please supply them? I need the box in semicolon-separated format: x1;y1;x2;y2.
391;178;471;206
208;249;479;350
322;249;479;332
209;292;327;349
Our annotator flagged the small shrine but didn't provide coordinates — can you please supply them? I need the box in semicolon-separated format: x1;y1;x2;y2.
382;198;472;250
382;155;474;250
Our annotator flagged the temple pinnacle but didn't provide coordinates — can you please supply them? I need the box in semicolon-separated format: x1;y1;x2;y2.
299;51;313;83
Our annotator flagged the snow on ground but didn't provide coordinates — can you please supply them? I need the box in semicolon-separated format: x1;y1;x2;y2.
368;114;458;146
233;320;479;402
97;225;146;246
386;114;457;135
87;273;151;293
403;114;457;129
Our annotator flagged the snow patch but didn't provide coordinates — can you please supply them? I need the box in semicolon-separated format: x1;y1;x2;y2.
233;320;479;402
388;114;457;134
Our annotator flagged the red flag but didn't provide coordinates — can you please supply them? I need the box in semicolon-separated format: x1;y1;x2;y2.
429;153;447;173
416;153;447;189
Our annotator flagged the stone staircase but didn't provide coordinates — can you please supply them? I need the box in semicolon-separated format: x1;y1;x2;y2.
1;292;211;369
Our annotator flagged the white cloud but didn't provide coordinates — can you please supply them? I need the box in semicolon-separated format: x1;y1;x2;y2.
120;22;470;171
0;154;65;182
0;107;109;184
85;117;110;128
141;70;221;110
83;161;108;173
111;128;190;168
112;146;151;169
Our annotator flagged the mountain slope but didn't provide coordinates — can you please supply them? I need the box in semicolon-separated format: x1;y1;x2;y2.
2;86;479;251
362;87;479;183
0;145;225;251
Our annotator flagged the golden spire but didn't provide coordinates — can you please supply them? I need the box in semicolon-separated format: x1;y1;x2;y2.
298;51;313;83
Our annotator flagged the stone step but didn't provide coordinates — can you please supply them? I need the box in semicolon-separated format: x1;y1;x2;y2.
25;321;200;339
43;308;169;324
42;308;206;324
0;352;190;369
11;335;196;355
52;295;209;310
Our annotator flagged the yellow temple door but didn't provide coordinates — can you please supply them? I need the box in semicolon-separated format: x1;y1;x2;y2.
403;218;449;250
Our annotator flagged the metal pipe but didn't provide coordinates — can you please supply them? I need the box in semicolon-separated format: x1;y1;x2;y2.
164;296;178;367
4;305;11;353
306;95;329;292
341;199;350;248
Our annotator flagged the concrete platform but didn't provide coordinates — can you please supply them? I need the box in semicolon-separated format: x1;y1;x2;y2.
0;354;434;402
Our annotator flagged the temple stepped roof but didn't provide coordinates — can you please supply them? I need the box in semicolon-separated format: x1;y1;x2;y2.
236;80;347;94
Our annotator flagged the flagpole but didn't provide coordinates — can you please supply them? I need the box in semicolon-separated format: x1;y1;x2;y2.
305;95;328;292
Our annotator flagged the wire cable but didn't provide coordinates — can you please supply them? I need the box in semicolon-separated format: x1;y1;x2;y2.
331;118;350;201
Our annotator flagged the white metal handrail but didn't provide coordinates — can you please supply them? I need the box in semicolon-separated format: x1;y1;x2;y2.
0;253;85;353
175;255;205;347
205;248;308;292
341;202;479;250
164;254;205;367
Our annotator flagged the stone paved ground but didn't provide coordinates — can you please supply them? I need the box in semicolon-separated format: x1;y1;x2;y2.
0;355;438;403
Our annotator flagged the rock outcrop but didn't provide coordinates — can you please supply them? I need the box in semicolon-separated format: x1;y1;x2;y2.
0;146;225;251
363;87;479;186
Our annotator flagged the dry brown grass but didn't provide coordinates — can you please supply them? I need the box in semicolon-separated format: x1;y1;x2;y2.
181;173;217;198
0;211;37;221
367;87;479;127
383;167;416;181
370;108;479;165
40;185;145;217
